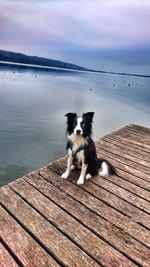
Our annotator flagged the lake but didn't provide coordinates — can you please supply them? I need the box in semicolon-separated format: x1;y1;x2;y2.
0;63;150;186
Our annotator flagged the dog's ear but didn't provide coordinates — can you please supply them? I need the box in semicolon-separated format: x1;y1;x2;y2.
83;112;95;122
65;113;77;120
65;113;77;134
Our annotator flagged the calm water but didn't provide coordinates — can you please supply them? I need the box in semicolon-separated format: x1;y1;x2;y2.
0;63;150;186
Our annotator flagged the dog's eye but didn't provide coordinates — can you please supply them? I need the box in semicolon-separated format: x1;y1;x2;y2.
82;123;85;127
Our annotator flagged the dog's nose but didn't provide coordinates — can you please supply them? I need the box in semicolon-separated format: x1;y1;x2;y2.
76;129;81;134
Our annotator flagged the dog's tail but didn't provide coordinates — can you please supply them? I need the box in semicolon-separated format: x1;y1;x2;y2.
98;158;115;176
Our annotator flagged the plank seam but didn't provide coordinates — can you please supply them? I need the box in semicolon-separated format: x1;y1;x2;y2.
110;136;150;151
111;171;149;192
0;236;23;267
112;132;150;148
93;175;150;203
90;179;150;215
39;169;150;250
20;177;145;267
97;140;150;164
117;130;150;143
9;184;103;267
0;201;64;267
96;143;150;168
118;126;150;135
100;137;150;158
105;135;150;153
127;125;150;133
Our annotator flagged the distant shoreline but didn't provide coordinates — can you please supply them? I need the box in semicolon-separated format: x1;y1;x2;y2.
95;69;150;78
0;60;89;73
0;60;150;78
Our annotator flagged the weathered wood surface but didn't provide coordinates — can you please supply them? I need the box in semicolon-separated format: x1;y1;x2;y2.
0;241;19;267
0;206;60;267
0;124;150;267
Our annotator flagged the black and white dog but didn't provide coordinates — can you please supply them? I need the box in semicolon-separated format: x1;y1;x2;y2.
61;112;114;185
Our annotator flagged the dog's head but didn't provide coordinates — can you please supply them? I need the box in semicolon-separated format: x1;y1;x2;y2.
65;112;94;137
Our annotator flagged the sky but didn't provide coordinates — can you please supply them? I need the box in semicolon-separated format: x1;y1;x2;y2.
0;0;150;73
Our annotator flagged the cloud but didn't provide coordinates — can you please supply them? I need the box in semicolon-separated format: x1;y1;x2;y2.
0;0;150;65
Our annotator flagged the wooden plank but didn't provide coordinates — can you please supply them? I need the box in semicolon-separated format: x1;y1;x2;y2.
113;126;150;143
0;186;99;267
9;178;136;267
118;130;150;145
96;137;150;163
95;171;149;202
117;128;150;145
112;132;150;151
0;242;19;267
40;165;150;248
126;124;150;134
0;206;59;267
53;160;150;227
120;127;150;141
96;147;150;182
104;135;150;157
105;133;149;153
23;171;150;267
96;140;150;167
90;176;150;215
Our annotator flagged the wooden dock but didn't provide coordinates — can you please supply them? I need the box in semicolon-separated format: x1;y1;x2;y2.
0;124;150;267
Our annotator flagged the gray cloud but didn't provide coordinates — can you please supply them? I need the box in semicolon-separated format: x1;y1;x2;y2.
0;0;150;69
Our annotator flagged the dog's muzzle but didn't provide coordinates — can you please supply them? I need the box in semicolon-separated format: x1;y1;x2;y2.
76;129;81;135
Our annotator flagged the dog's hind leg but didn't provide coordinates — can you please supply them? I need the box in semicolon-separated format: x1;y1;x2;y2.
61;149;72;179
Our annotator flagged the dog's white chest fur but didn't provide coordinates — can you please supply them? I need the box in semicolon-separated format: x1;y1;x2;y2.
76;150;84;164
68;134;85;163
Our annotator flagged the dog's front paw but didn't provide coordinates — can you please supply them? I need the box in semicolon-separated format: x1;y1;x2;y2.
77;176;84;185
85;173;91;180
61;171;69;179
71;165;75;170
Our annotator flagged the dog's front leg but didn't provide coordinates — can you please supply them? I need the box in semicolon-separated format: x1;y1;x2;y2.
61;149;72;179
77;163;87;185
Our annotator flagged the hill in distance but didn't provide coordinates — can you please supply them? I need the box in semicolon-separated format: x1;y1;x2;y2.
0;49;91;72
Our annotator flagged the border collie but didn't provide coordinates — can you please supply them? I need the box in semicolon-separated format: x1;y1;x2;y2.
61;112;114;185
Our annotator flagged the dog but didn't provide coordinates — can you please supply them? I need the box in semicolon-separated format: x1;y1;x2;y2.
61;112;114;185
